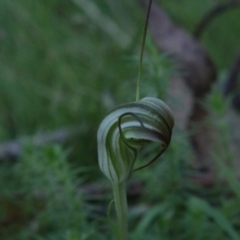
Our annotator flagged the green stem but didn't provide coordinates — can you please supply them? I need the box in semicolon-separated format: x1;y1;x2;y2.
112;182;128;240
136;0;153;102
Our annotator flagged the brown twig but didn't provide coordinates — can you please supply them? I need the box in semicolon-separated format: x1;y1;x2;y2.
140;0;217;172
141;0;217;97
0;126;84;161
223;50;240;110
194;0;240;38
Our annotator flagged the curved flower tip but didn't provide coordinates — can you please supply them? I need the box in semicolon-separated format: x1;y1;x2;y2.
97;97;174;184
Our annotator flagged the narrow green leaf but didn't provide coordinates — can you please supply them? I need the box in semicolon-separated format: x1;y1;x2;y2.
133;203;170;240
188;197;240;240
107;199;119;239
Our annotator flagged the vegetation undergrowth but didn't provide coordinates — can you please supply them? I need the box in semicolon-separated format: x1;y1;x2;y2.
0;0;240;239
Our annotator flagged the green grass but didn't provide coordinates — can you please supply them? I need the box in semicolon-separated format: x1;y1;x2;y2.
0;0;240;239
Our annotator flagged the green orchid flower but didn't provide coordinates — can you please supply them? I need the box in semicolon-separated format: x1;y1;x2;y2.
97;97;174;184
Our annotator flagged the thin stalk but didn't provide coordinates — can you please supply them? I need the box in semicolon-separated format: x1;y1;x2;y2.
112;182;128;240
136;0;153;102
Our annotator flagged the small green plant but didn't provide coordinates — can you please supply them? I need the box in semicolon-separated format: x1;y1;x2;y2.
97;1;174;239
0;144;95;240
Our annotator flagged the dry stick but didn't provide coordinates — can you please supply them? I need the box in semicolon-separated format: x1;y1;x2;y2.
194;0;240;38
140;0;217;170
194;1;240;111
223;51;240;110
224;51;240;96
0;126;84;161
224;52;240;95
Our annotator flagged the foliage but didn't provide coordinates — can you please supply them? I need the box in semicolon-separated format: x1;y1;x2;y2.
0;145;100;240
0;0;240;239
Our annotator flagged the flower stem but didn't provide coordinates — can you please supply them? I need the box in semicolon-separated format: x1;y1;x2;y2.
112;182;128;240
136;0;153;102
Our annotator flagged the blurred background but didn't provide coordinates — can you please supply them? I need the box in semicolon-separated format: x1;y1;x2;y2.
0;0;240;239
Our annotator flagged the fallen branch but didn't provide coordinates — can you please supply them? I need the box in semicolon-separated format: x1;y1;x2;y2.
141;0;217;97
223;50;240;110
0;126;85;161
194;0;240;38
140;0;217;172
